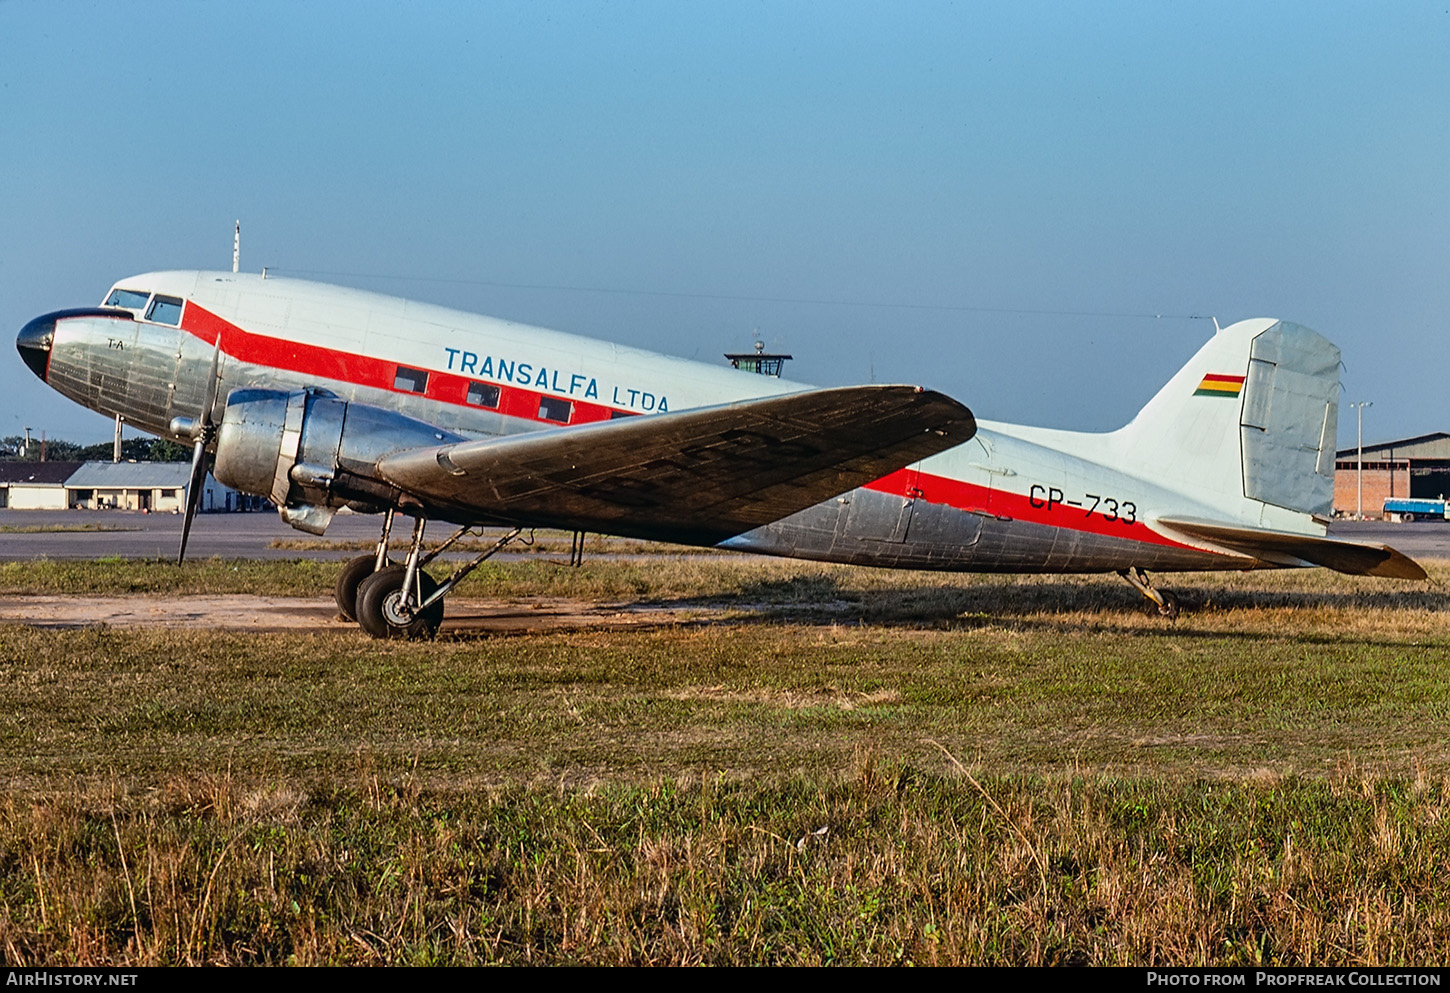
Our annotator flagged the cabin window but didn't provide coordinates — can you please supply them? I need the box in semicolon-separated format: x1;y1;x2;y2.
145;295;184;326
394;366;429;393
105;289;150;310
538;396;573;423
610;409;637;419
466;381;501;408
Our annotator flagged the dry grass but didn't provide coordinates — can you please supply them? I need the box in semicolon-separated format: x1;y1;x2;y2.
2;764;1449;965
1;555;1448;964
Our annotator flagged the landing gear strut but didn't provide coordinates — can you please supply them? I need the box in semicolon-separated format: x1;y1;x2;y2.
1118;567;1181;619
345;514;525;639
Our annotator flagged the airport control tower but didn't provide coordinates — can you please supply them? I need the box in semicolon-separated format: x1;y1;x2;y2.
725;340;793;377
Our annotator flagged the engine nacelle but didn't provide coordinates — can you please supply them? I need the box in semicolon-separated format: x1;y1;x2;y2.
213;388;464;533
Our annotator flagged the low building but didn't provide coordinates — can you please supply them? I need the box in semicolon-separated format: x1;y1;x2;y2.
64;461;192;512
64;462;244;512
1334;432;1450;517
0;462;83;509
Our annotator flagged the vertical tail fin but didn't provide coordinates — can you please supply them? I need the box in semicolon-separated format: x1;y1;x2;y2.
1112;319;1340;527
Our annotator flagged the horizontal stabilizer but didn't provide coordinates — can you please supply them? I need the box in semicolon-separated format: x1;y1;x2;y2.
1158;518;1428;580
376;385;975;544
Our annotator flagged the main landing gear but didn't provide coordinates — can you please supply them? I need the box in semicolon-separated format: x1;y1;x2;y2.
1118;566;1181;619
334;508;524;639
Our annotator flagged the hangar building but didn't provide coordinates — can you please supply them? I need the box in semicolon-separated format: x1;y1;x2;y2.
1334;432;1450;517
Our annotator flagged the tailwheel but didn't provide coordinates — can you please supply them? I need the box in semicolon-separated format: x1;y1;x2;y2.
356;564;444;640
1118;567;1181;619
335;554;385;622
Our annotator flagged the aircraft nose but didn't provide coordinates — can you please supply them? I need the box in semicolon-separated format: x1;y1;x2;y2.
16;313;55;381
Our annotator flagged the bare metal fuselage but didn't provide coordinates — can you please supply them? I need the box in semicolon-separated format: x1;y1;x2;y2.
23;270;1340;576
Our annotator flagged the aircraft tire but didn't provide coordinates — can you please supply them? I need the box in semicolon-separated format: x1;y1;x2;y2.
1156;590;1181;620
356;565;444;640
335;554;385;622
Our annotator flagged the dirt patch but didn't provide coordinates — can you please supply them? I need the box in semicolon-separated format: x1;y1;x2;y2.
0;594;705;635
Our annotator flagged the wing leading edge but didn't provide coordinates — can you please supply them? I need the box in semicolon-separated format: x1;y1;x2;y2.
1158;518;1428;580
375;385;976;544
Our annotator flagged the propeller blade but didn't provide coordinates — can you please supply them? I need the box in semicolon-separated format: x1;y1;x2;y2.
176;334;224;566
177;438;208;565
200;335;222;422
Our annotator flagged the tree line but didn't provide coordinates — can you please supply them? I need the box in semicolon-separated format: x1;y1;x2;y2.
0;436;191;463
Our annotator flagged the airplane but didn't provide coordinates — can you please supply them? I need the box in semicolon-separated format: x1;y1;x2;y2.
15;270;1425;637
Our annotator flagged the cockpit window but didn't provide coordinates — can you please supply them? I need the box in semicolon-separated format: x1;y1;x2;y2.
145;295;184;326
105;289;150;310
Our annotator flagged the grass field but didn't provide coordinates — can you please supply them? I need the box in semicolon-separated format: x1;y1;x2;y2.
0;556;1447;965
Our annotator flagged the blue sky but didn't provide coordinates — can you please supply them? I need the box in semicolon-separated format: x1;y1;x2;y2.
3;1;1447;447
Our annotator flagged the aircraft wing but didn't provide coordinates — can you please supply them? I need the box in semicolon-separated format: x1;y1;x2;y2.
374;385;976;544
1157;518;1428;580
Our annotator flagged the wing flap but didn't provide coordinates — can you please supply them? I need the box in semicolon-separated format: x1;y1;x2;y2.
376;385;975;544
1158;517;1428;580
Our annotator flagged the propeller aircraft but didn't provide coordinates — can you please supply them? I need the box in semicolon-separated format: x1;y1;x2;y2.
16;270;1425;637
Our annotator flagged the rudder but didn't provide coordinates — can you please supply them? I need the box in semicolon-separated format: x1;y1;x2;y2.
1238;322;1339;519
1112;318;1340;524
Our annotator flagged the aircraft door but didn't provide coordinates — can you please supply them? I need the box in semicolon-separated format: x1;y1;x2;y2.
969;437;1016;520
840;465;918;543
904;469;984;550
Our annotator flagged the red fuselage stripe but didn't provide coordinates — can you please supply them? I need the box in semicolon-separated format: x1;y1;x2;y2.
183;303;627;424
859;472;1195;549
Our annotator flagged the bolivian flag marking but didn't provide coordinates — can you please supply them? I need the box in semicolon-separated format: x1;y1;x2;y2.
1194;373;1245;398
